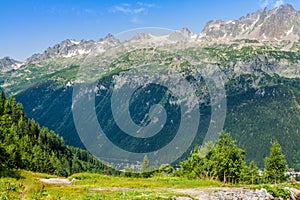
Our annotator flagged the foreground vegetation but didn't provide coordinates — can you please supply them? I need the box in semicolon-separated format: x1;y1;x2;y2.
0;170;222;200
1;170;299;200
0;92;296;199
0;92;111;177
179;131;289;185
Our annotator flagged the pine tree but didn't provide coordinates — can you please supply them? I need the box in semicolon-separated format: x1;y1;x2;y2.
264;140;288;183
0;90;5;115
209;131;245;183
0;93;107;176
0;144;8;170
240;160;259;184
249;160;259;184
179;146;203;178
71;155;82;174
179;131;246;183
141;155;150;173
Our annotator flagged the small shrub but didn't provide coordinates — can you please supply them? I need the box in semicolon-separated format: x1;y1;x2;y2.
263;185;291;198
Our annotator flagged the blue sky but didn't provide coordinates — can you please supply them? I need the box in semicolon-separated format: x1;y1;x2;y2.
1;0;300;60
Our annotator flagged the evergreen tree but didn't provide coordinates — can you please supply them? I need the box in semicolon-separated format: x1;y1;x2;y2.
71;155;82;174
209;131;245;183
0;93;108;177
0;144;8;169
179;146;202;178
240;160;259;184
249;161;259;184
198;141;214;158
180;131;246;183
0;90;5;115
141;155;150;173
264;140;288;183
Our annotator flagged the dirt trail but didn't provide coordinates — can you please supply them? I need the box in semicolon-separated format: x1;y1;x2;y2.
38;179;267;200
39;178;72;185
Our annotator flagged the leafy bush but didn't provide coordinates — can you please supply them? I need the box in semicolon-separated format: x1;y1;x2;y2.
263;185;291;198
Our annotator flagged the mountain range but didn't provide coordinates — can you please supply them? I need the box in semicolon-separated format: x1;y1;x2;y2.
1;4;300;68
1;4;300;170
200;4;300;42
0;56;24;72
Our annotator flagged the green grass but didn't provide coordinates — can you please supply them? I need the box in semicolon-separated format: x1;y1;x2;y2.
2;170;300;199
0;170;222;199
69;173;222;189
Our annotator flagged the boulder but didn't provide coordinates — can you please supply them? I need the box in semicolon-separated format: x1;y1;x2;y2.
287;188;300;199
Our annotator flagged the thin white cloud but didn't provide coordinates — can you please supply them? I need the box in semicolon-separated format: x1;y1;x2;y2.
109;2;156;24
137;2;155;8
259;0;269;8
110;2;152;15
133;7;146;14
130;16;142;24
112;5;132;14
112;5;145;14
274;0;284;7
46;6;103;17
259;0;286;9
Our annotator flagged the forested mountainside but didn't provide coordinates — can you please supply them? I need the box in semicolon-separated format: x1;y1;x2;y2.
0;91;110;177
1;4;300;170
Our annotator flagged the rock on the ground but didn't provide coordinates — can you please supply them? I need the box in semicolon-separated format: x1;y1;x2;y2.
175;197;193;200
286;187;300;200
196;188;274;200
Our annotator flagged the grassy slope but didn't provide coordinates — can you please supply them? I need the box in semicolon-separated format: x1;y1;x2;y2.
2;170;300;200
0;170;222;200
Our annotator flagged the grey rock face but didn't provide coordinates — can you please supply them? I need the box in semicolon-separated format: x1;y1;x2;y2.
0;56;23;71
27;34;120;63
168;27;197;41
199;4;300;41
100;33;121;45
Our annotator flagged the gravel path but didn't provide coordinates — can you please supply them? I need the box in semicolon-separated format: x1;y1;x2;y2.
38;179;276;199
39;178;72;185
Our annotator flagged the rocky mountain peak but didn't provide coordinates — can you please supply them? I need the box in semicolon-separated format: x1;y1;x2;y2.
131;33;153;40
103;33;114;40
25;34;121;63
100;33;120;45
178;27;192;35
104;33;120;45
0;56;23;72
6;4;300;65
199;4;300;42
27;38;96;62
276;3;295;12
167;27;197;41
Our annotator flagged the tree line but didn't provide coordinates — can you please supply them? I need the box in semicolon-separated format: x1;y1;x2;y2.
0;91;111;177
0;90;289;183
124;131;288;185
179;131;288;184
